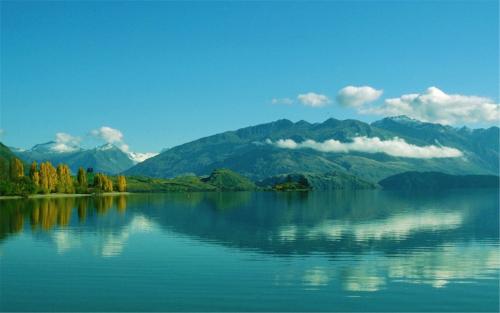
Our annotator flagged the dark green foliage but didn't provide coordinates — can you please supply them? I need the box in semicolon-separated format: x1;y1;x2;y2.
1;177;36;197
0;143;21;181
379;171;500;190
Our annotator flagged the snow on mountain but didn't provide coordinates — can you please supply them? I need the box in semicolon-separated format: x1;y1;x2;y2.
128;152;159;163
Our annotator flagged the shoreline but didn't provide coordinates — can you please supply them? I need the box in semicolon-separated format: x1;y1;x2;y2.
0;192;130;200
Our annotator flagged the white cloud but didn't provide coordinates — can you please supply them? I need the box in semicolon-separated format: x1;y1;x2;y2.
271;98;294;105
359;87;500;125
268;136;463;158
297;92;330;107
52;132;81;153
336;85;383;107
0;129;4;138
91;126;124;144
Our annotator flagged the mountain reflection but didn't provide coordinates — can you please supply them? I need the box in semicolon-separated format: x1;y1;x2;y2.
0;190;498;291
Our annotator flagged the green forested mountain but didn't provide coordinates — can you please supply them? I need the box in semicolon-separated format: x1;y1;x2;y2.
379;171;499;190
124;116;499;182
0;142;20;180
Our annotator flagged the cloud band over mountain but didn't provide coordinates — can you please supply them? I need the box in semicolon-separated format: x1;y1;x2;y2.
267;137;463;159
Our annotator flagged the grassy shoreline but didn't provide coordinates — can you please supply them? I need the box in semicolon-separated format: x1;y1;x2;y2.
0;192;130;200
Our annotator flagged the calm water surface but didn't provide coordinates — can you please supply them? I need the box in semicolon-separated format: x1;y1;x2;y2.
0;190;499;312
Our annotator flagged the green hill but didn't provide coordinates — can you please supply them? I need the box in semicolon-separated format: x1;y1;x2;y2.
126;169;256;193
201;168;256;191
259;171;377;191
379;171;499;190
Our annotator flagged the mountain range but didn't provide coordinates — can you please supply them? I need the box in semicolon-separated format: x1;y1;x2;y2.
123;115;499;183
12;142;139;174
6;116;498;182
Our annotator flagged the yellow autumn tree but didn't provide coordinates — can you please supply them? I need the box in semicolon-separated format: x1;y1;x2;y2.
56;164;74;193
39;161;58;193
39;162;50;194
47;162;58;193
9;158;24;180
29;161;40;188
104;176;113;192
32;172;40;190
93;173;112;192
116;175;126;192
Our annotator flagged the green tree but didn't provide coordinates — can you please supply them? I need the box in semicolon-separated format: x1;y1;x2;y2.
77;167;88;193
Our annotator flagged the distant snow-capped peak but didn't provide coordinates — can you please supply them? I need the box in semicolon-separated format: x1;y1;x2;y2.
127;151;158;163
387;115;422;124
96;143;118;151
96;143;158;163
30;141;81;153
23;141;156;164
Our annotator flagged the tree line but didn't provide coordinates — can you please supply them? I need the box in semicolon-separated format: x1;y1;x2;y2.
0;157;127;196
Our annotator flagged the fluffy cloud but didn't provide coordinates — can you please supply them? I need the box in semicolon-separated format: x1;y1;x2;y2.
359;87;500;125
271;98;294;105
336;85;383;107
91;126;124;144
267;136;463;158
0;129;4;138
52;132;81;153
91;126;131;152
297;92;330;107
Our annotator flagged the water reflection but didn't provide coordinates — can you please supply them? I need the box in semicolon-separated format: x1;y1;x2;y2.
0;190;498;294
1;195;128;239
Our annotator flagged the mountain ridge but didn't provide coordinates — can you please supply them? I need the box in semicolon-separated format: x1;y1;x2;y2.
124;116;499;182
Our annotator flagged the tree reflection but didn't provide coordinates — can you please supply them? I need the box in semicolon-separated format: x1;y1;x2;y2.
77;198;88;223
0;195;128;241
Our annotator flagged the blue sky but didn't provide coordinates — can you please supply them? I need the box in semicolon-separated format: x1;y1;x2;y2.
1;1;498;153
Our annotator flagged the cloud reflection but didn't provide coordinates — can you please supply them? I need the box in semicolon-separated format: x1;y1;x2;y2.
287;210;464;242
283;242;500;292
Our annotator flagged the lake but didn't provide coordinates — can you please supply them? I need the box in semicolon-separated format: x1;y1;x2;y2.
0;190;498;312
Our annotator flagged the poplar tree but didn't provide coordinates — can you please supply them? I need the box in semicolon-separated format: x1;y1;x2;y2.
56;164;74;193
9;158;24;180
117;175;127;192
77;167;87;193
39;161;58;193
47;162;58;192
30;161;40;188
39;162;50;194
105;177;113;192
